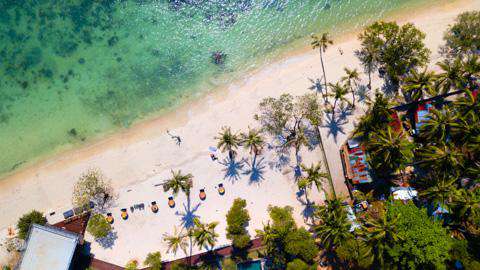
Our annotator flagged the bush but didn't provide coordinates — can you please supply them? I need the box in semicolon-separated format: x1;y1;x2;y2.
72;169;112;210
226;198;250;249
286;259;315;270
284;228;318;263
87;214;111;239
170;262;189;270
16;210;47;239
144;251;162;270
125;260;138;270
444;11;480;56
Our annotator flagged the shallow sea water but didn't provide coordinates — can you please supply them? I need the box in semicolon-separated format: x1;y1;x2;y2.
0;0;432;175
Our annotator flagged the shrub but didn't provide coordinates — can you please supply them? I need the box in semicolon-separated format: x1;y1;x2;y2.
16;210;47;239
286;259;316;270
87;214;111;239
144;251;162;270
125;260;138;270
72;169;113;210
284;228;318;263
226;198;250;249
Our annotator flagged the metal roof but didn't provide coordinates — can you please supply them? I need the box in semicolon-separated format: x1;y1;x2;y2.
18;224;79;270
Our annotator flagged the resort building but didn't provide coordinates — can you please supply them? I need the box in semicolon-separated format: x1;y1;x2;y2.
340;138;373;186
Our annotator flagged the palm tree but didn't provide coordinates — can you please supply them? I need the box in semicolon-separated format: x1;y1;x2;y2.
215;126;241;159
451;189;480;219
420;175;458;206
436;58;465;94
162;170;193;198
454;89;480;118
240;128;265;167
417;143;464;176
192;218;219;251
298;162;329;202
462;54;480;88
355;36;380;90
341;67;361;108
328;82;350;117
163;226;189;257
353;91;393;139
284;127;309;167
311;33;333;98
143;252;162;270
401;68;437;103
360;214;402;267
420;108;456;143
367;126;414;176
313;198;351;251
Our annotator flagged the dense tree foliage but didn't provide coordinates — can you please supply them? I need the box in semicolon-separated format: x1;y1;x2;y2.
87;213;112;239
226;198;251;249
144;251;162;270
16;210;47;239
357;21;430;87
443;11;480;57
256;206;318;268
72;169;113;211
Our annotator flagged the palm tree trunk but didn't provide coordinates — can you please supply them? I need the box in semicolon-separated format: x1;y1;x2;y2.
351;87;356;109
319;49;328;101
332;98;338;118
252;152;257;168
316;126;336;199
368;67;372;90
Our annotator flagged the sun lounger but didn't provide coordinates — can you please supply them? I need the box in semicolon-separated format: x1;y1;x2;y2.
168;196;175;208
199;189;206;201
121;208;128;220
151;201;158;213
218;183;225;195
63;210;74;219
106;213;114;224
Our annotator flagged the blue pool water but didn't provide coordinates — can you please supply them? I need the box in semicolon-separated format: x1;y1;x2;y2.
237;260;262;270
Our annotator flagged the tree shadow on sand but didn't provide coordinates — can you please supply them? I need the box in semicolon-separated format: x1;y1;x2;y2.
219;156;245;182
243;156;266;185
267;141;291;172
356;84;371;104
295;193;316;223
308;78;324;95
322;112;348;143
176;199;201;229
95;231;118;249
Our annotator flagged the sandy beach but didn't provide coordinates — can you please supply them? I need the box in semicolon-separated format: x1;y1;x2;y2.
1;0;479;265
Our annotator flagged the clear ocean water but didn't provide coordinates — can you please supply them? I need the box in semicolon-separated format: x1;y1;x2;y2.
0;0;434;176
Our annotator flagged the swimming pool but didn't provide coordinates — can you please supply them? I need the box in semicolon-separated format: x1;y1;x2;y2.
237;260;263;270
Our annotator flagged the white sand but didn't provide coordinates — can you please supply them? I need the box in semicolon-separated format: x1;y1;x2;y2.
1;0;479;266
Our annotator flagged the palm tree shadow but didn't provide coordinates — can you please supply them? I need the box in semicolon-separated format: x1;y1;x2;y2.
296;195;315;222
176;200;201;229
219;156;245;182
243;157;266;185
308;78;323;95
303;126;319;150
357;84;370;103
267;143;291;171
322;113;347;143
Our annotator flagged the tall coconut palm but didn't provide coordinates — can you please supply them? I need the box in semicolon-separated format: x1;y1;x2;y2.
284;127;309;167
311;33;334;98
192;218;219;251
417;143;464;176
240;128;265;167
298;162;329;202
367;126;414;176
451;189;480;219
462;54;480;88
361;214;402;267
341;67;361;108
420;175;458;206
313;198;351;251
436;57;465;94
215;126;241;159
162;170;193;198
353;91;393;139
401;68;437;103
420;108;456;143
328;82;350;117
163;226;189;257
355;36;380;90
454;89;480;117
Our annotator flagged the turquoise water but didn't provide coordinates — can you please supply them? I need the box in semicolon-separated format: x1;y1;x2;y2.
237;260;262;270
0;0;434;176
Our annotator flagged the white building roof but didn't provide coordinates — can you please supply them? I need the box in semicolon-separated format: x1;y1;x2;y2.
18;224;79;270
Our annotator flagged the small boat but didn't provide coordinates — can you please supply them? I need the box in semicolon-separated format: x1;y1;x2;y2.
106;213;114;224
199;189;206;200
121;209;128;220
168;196;175;208
218;183;225;195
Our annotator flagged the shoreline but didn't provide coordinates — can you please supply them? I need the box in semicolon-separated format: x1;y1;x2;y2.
0;0;446;180
0;0;477;231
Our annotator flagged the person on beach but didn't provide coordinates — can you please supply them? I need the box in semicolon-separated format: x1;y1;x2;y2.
210;153;218;161
166;130;182;146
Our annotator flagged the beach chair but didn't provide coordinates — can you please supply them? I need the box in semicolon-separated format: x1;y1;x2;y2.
218;183;225;195
121;208;128;220
168;196;175;208
63;209;74;219
106;213;114;224
151;201;158;213
199;189;206;201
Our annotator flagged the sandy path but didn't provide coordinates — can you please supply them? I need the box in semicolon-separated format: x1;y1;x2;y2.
0;0;479;264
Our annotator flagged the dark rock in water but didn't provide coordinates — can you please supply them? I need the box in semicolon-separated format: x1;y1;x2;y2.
78;58;85;64
63;76;69;83
40;68;53;78
55;41;78;57
68;69;74;76
324;3;331;10
68;128;78;136
20;81;28;89
116;57;122;62
108;36;119;47
151;49;161;56
212;51;227;65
